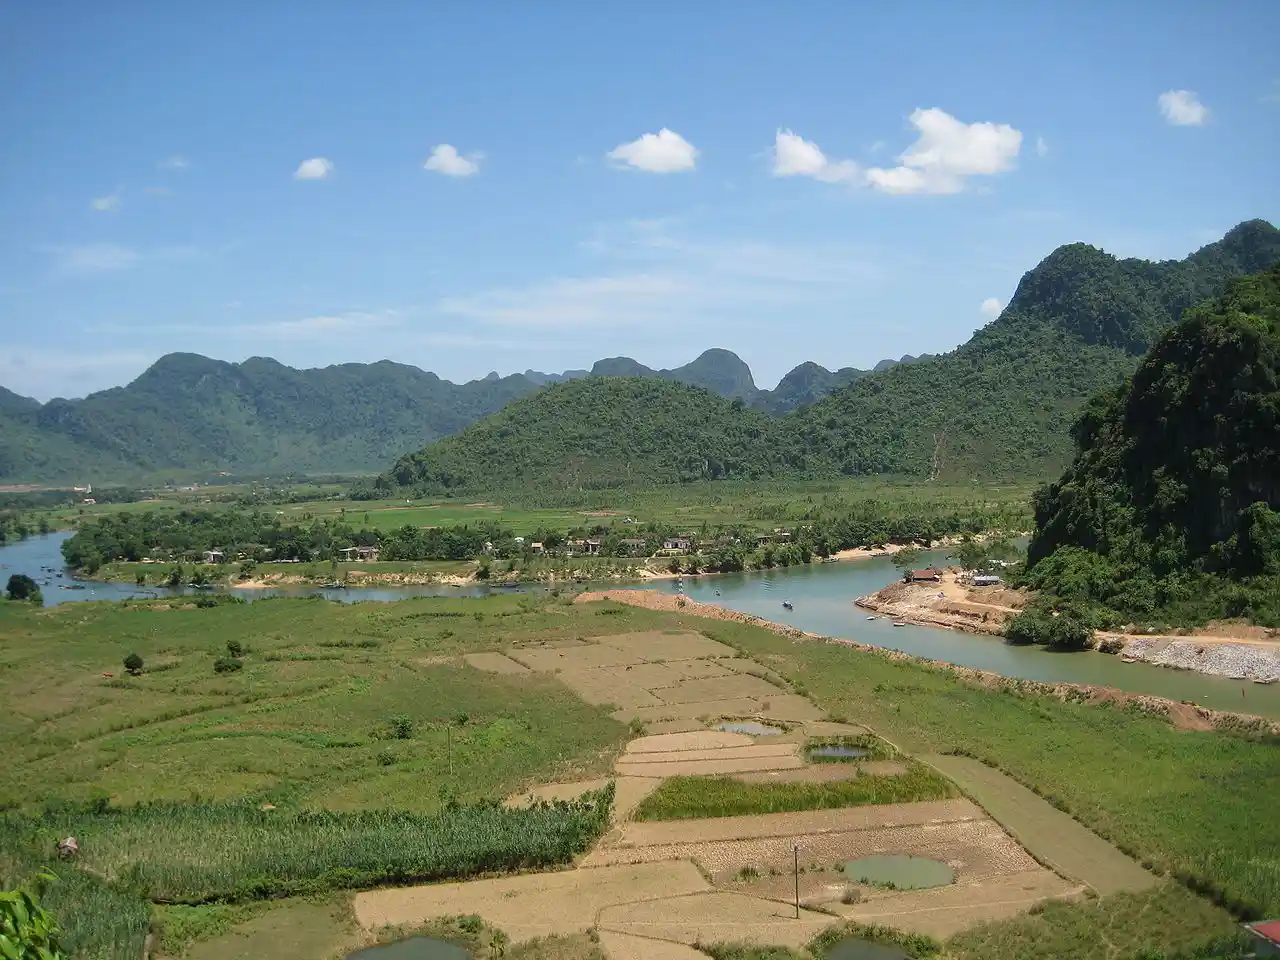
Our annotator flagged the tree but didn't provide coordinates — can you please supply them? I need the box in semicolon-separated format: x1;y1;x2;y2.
123;653;144;675
5;574;39;602
891;546;922;574
1;872;68;960
956;537;988;571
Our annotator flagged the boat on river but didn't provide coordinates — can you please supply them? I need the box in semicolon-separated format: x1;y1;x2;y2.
892;621;907;627
866;615;878;621
782;600;794;610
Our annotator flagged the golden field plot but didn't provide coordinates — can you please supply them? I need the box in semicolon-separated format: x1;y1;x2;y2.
462;652;532;674
351;861;711;942
614;731;804;778
508;630;819;728
598;890;833;948
505;776;662;824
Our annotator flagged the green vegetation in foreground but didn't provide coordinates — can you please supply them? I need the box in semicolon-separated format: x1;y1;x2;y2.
5;788;612;904
375;221;1280;492
692;618;1280;920
946;887;1250;960
632;763;956;821
1022;264;1280;630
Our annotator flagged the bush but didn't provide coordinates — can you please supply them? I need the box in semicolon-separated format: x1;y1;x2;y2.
5;573;40;602
226;639;243;658
389;714;414;740
212;657;243;674
123;654;143;676
1005;597;1094;650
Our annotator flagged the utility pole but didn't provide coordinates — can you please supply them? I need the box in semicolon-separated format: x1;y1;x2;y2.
793;844;800;919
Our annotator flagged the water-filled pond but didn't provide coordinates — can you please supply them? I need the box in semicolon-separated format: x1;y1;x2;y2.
345;937;469;960
822;939;914;960
718;720;784;735
807;745;870;759
843;854;955;890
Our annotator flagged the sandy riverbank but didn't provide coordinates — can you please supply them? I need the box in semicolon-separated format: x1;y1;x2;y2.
855;570;1280;683
574;589;1279;735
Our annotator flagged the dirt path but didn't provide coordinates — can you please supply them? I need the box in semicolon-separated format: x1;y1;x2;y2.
921;755;1156;896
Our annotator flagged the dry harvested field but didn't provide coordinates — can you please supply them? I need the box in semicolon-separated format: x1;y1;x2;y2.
507;630;826;726
348;628;1142;955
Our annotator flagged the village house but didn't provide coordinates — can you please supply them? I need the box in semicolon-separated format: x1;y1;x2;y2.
530;542;545;554
338;546;381;562
202;549;225;564
972;574;1003;587
906;568;943;583
663;537;693;553
618;538;648;555
566;538;601;555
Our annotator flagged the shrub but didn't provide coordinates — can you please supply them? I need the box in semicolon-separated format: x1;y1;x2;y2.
389;714;414;740
0;871;68;960
212;657;243;674
1005;597;1094;650
226;639;243;658
5;574;40;603
123;654;143;676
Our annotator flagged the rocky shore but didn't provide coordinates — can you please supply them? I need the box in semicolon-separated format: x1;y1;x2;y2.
1120;636;1280;684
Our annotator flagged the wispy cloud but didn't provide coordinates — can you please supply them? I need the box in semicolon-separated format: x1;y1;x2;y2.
0;348;154;401
90;191;122;212
244;310;400;339
436;219;888;331
1158;89;1209;126
1035;136;1049;158
41;243;201;279
607;129;699;173
158;155;190;170
424;144;483;177
294;157;335;180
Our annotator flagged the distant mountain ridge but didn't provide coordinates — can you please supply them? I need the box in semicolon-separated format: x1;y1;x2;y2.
375;219;1280;492
0;347;914;483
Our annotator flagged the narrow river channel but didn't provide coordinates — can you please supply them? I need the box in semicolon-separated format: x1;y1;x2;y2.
4;533;1277;717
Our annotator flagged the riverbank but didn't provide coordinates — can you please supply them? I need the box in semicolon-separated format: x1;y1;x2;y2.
577;588;1280;736
855;569;1280;684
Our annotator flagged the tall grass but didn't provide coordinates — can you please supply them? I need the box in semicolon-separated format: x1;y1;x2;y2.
633;764;956;821
4;786;614;905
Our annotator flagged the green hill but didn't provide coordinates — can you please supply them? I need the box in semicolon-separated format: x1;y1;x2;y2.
791;219;1280;479
1022;263;1280;626
373;377;795;491
377;220;1280;494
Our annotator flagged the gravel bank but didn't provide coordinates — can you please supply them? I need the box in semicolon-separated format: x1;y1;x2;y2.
1121;636;1280;683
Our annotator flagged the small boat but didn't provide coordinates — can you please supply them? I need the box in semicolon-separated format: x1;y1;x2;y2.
1253;678;1276;685
322;581;346;589
1121;656;1138;663
782;601;794;610
866;615;878;621
892;621;908;627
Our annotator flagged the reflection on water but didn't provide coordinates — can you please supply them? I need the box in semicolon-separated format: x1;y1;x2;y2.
4;533;1278;717
344;938;469;960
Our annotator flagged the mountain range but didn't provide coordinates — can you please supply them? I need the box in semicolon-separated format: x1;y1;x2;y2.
0;346;920;483
5;219;1277;487
375;219;1280;491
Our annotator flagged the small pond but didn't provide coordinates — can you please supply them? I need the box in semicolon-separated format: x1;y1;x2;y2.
822;939;914;960
345;937;469;960
807;745;870;760
718;720;784;736
843;854;955;891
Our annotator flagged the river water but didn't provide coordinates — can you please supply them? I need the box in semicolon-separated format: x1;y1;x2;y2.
4;533;1277;717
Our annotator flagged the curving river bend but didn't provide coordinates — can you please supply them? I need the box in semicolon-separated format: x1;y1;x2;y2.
4;533;1277;717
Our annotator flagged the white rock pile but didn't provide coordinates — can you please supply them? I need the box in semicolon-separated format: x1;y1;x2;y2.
1122;637;1280;682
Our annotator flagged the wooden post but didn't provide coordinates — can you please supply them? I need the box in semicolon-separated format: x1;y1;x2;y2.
448;724;453;777
794;844;800;919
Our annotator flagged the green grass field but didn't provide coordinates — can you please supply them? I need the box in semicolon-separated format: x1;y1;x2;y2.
632;764;957;820
694;617;1280;921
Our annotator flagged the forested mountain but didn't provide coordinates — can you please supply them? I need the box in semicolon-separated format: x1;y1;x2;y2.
1022;264;1280;626
379;220;1280;493
372;377;795;491
791;219;1280;479
0;348;907;483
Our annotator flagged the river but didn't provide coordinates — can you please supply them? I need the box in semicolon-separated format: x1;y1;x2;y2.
4;533;1277;717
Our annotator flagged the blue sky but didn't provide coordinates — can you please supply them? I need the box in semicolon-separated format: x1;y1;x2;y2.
2;2;1277;401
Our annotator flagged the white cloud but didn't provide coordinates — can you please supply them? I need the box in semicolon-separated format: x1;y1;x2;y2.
294;157;335;180
771;130;859;183
1035;136;1049;157
239;310;400;340
90;192;122;212
980;297;1004;318
158;155;190;170
1158;90;1208;126
424;144;482;177
864;108;1022;196
607;128;698;173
